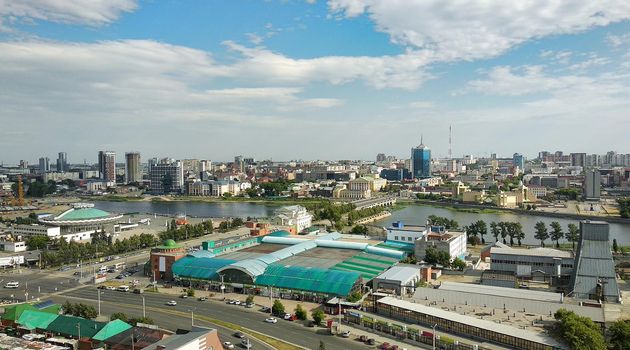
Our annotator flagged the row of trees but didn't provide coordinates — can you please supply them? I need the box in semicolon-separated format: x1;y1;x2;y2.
422;246;465;270
38;232;159;267
533;221;580;249
347;207;387;224
62;301;98;319
110;312;155;326
271;300;326;325
554;309;630;350
218;218;243;232
427;215;459;229
618;198;630;218
159;220;214;242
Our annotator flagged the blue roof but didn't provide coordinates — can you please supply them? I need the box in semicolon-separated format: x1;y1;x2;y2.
172;257;236;280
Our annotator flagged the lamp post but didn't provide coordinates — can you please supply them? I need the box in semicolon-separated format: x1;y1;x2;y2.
97;290;102;316
432;323;438;350
77;323;81;340
142;296;146;318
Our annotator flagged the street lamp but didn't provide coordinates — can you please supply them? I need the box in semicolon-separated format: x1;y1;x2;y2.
188;308;195;327
432;323;438;350
97;290;103;316
141;296;146;319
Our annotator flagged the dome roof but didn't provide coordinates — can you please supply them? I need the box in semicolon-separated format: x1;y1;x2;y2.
164;239;177;247
57;207;112;220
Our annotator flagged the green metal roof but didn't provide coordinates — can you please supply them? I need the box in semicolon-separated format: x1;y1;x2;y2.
93;319;132;341
16;310;59;330
2;302;60;321
57;207;112;220
172;256;237;280
255;264;361;296
47;314;106;338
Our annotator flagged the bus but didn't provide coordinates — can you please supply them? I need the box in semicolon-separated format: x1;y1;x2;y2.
111;262;126;270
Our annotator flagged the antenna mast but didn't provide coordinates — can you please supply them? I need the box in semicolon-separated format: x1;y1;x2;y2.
448;125;452;159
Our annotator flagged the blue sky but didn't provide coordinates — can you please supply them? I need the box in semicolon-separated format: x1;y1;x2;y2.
1;0;630;164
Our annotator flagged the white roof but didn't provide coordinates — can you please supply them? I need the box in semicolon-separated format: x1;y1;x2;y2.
378;296;565;348
491;247;572;258
375;265;421;283
439;282;563;303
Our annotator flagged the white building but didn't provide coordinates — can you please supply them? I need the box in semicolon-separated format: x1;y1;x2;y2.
11;224;61;239
372;264;422;295
0;241;27;252
86;180;116;193
415;226;467;261
386;222;427;244
272;205;313;232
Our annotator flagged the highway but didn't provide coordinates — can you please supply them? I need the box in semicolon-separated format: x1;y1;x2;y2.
56;286;368;350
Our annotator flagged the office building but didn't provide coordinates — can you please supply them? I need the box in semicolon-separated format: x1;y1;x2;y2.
98;151;116;182
570;152;586;167
149;159;184;194
38;157;50;173
569;221;620;303
124;152;141;184
583;168;601;200
376;153;386;162
411;137;431;179
56;152;67;172
513;153;524;171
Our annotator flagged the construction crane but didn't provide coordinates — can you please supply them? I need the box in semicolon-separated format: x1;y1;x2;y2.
9;175;25;207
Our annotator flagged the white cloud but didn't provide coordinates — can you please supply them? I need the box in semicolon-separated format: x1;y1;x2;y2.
606;33;630;47
245;33;264;45
0;0;137;27
328;0;630;62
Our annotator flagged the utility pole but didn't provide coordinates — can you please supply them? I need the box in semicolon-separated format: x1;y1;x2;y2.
269;286;273;315
220;274;225;301
77;323;81;340
432;323;438;350
97;290;101;316
142;296;146;318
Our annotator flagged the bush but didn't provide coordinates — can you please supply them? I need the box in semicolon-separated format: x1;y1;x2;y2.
246;295;254;305
554;309;606;350
347;291;363;303
272;300;285;316
295;304;307;320
311;309;325;325
186;288;195;297
110;312;128;322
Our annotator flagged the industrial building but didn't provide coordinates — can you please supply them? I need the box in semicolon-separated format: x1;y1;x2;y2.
170;232;404;297
569;221;620;302
372;264;422;295
489;246;574;283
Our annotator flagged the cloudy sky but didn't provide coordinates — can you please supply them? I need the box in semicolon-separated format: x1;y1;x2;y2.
2;0;630;164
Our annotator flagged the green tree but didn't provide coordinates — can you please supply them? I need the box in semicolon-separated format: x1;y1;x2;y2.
554;309;606;350
318;340;326;350
350;225;368;235
129;316;154;326
311;309;325;326
110;312;129;322
295;304;307;321
607;319;630;350
498;222;509;244
26;235;50;250
452;257;466;271
246;295;255;305
490;222;500;242
272;300;285;316
550;221;564;248
347;291;363;303
187;288;195;297
566;223;580;251
513;222;525;246
534;221;549;247
613;239;619;254
477;220;488;244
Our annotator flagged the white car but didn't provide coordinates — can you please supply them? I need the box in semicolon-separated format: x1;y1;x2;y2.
222;341;235;349
233;300;241;305
241;339;252;349
264;317;278;323
283;313;292;320
341;330;351;338
166;300;177;306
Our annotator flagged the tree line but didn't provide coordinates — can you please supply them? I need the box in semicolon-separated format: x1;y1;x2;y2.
554;309;629;350
158;219;214;241
618;198;630;218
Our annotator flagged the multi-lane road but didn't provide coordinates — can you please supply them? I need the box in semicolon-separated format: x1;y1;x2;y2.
53;285;367;350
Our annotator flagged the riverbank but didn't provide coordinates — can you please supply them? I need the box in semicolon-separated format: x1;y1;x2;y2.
407;199;630;224
85;194;329;206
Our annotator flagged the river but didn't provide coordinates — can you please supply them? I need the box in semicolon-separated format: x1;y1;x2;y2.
92;201;630;246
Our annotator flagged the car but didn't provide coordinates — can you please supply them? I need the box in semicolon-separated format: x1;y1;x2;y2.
367;338;376;345
73;271;80;276
245;303;254;308
227;299;236;305
222;342;235;349
105;286;116;290
233;300;241;305
166;300;177;306
341;330;351;338
198;296;208;301
115;275;124;279
260;306;271;313
241;338;252;349
265;317;278;323
283;313;292;320
133;288;144;294
233;332;245;339
180;294;188;298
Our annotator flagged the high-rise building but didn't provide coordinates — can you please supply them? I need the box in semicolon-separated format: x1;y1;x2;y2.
19;160;28;169
56;152;67;172
410;136;431;179
376;153;386;162
569;221;620;303
38;157;50;173
234;155;244;173
149;159;184;194
584;168;601;200
570;153;586;168
512;153;524;170
98;151;116;182
125;152;141;184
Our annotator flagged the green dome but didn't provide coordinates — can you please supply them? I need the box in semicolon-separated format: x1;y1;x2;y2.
164;239;177;247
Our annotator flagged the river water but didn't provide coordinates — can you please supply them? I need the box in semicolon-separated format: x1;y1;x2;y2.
92;201;630;246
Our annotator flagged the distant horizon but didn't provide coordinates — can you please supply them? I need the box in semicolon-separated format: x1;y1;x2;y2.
2;1;630;163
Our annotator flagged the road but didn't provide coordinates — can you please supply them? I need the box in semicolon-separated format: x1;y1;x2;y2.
57;286;367;350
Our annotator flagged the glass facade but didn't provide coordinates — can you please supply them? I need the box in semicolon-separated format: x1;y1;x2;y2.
411;147;431;179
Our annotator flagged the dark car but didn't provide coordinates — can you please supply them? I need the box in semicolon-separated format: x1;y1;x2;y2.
367;339;376;345
233;332;245;339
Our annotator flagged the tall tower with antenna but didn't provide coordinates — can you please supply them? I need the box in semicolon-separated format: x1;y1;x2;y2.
448;125;452;159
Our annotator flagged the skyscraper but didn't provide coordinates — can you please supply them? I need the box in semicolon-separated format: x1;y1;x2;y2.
38;157;50;173
512;153;524;170
125;152;141;184
98;151;116;182
149;159;184;194
56;152;67;172
376;153;386;162
410;136;431;179
584;168;601;200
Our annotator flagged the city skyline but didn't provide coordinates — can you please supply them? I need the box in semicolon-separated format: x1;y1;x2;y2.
1;1;630;162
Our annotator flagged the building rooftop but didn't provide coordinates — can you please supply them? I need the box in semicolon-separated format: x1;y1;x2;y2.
374;264;421;282
491;246;572;258
141;326;217;350
378;296;565;349
438;281;563;303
